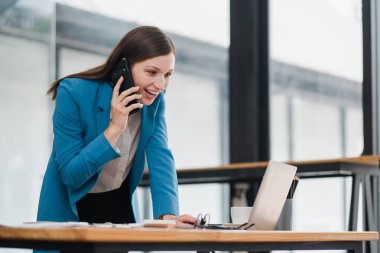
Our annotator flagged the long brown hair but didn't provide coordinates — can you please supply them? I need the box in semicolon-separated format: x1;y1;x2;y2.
47;26;176;100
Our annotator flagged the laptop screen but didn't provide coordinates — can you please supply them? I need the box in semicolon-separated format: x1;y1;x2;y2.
247;161;297;230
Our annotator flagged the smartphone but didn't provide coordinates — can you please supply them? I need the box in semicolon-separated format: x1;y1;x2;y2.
109;58;140;113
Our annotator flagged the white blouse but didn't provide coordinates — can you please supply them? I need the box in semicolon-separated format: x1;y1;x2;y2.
89;111;141;193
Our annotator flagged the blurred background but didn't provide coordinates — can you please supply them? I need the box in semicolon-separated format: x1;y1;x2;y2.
0;0;371;252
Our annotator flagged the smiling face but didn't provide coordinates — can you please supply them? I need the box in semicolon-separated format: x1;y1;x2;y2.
131;53;175;105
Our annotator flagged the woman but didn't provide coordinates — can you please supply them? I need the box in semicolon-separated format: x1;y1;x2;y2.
37;26;196;227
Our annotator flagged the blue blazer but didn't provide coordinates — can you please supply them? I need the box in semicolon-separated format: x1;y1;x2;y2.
37;78;179;223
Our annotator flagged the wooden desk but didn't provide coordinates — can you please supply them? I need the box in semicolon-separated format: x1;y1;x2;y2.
0;226;377;252
141;155;380;252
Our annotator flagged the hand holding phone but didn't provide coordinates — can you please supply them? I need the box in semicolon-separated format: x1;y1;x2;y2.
110;58;140;113
104;80;143;146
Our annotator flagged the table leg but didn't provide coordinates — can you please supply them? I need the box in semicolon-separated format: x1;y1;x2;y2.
363;175;379;253
349;174;361;231
372;175;380;253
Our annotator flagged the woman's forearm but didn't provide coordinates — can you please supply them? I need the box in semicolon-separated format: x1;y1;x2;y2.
104;125;123;147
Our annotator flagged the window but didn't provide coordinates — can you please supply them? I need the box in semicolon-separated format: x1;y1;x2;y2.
270;0;363;232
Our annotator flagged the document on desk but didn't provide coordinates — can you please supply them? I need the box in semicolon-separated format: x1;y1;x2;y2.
1;220;175;229
19;222;139;228
142;219;176;228
1;222;163;229
0;221;91;228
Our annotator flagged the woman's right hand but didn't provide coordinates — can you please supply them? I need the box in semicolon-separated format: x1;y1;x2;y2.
104;76;143;147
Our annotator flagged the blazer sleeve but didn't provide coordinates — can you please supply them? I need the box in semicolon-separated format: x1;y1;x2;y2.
145;95;180;218
53;79;120;189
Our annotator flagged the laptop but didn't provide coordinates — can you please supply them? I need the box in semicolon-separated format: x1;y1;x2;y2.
195;161;297;230
246;160;297;230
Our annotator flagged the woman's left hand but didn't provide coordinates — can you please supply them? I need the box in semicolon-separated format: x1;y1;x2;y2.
161;214;197;228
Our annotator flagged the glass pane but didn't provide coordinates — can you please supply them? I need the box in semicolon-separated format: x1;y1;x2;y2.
0;0;53;225
0;0;53;252
59;48;106;78
270;0;363;233
270;0;363;160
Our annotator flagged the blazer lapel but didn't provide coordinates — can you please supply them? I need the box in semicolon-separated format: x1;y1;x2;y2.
139;105;155;149
96;82;112;135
